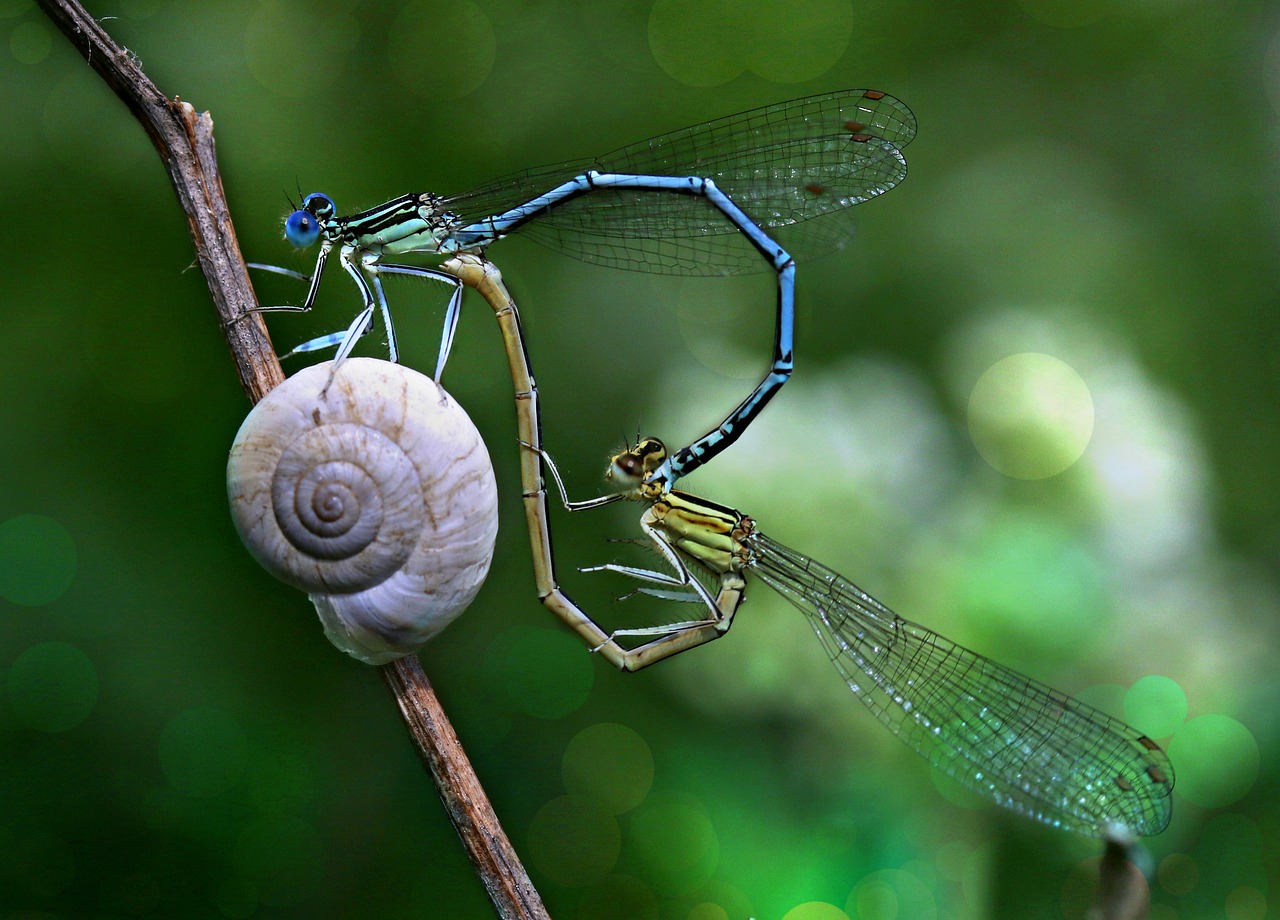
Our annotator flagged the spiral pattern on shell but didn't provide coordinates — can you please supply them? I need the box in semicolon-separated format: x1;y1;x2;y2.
227;359;498;664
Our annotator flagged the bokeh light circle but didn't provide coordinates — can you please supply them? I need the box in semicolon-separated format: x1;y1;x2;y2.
527;795;621;888
7;641;98;732
562;722;654;815
0;514;76;606
483;627;594;719
846;868;936;920
781;902;849;920
689;903;731;920
967;353;1094;479
649;0;852;86
1225;885;1267;920
10;21;52;64
1166;714;1259;808
1123;675;1187;739
628;794;718;888
159;706;249;796
1157;853;1199;896
388;0;496;100
245;2;356;98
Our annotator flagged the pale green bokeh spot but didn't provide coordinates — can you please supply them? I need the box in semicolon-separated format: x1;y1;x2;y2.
388;0;495;100
8;641;98;732
562;722;654;815
781;902;849;920
10;21;51;64
628;794;717;884
245;2;356;98
689;902;731;920
649;0;852;87
847;868;936;920
849;870;931;920
1166;714;1259;808
0;514;77;606
749;0;852;83
526;795;620;888
1225;885;1268;920
968;353;1094;479
1124;675;1187;738
159;706;249;797
484;627;593;719
1157;853;1199;896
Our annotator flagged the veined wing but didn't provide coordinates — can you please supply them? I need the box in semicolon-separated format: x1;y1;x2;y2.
442;90;914;274
748;533;1174;838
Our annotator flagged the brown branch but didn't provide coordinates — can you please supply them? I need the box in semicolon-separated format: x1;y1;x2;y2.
36;2;547;917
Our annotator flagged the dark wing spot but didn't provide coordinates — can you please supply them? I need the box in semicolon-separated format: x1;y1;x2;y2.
843;120;866;133
863;90;886;100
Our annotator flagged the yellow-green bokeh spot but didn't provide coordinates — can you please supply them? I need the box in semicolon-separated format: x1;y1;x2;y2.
7;641;98;732
0;514;76;606
967;353;1094;479
649;0;852;87
1167;714;1259;808
846;868;936;920
526;795;620;888
1124;675;1187;739
782;902;849;920
562;722;654;815
628;793;718;889
245;1;357;98
388;0;496;100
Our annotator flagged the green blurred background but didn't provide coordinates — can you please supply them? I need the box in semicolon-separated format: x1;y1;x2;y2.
2;0;1277;917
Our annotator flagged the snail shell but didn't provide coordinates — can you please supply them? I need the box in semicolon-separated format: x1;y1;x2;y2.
227;358;498;665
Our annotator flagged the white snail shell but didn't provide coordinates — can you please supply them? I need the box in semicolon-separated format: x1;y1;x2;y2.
226;358;498;665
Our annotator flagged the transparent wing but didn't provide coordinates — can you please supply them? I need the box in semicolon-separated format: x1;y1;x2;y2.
748;533;1174;838
443;90;914;274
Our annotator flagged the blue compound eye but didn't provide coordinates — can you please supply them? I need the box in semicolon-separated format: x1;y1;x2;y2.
284;208;321;248
284;193;335;248
301;192;335;218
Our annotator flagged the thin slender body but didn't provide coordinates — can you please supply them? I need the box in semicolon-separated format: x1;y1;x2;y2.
255;89;914;487
440;255;739;670
540;437;1175;839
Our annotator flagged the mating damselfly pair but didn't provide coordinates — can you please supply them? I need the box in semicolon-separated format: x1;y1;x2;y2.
253;90;1173;839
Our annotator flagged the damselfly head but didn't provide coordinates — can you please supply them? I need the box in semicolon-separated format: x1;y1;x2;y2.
605;437;668;492
283;192;336;248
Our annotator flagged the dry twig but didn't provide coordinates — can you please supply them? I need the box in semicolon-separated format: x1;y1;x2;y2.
35;2;547;917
